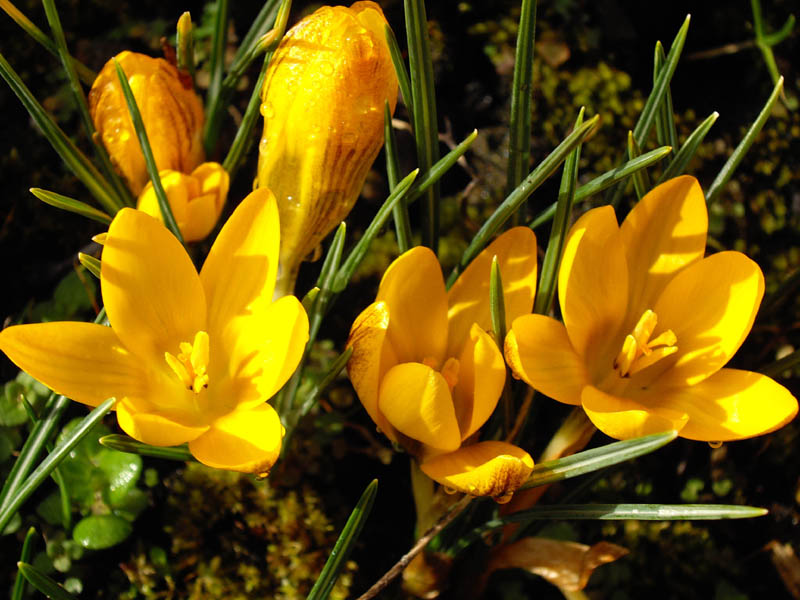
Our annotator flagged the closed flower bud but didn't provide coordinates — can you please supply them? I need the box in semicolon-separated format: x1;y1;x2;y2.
89;51;205;196
256;1;399;293
137;162;229;243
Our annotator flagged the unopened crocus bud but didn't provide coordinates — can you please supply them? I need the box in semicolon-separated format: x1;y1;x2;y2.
256;1;399;294
137;162;229;242
89;51;205;196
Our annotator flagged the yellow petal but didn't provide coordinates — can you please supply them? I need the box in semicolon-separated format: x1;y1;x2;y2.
89;51;204;195
379;362;461;452
200;188;280;337
653;368;798;441
256;3;398;277
188;402;283;473
447;227;537;357
504;314;588;406
0;322;145;407
116;398;209;446
452;324;506;440
581;385;688;440
619;176;707;320
559;206;629;369
420;441;534;502
222;295;309;407
653;251;764;387
377;246;449;364
102;207;206;365
347;302;399;441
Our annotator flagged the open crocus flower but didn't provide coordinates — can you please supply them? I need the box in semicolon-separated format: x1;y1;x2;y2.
0;189;309;473
505;176;798;441
347;228;537;502
256;1;399;294
89;51;205;196
138;162;229;242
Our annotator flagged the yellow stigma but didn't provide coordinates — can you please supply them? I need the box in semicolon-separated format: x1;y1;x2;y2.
613;310;677;377
165;331;210;393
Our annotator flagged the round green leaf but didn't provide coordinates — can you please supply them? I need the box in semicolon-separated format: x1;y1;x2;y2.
95;449;142;507
72;514;132;550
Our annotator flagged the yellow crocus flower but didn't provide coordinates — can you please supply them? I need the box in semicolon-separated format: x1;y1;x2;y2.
505;176;798;441
256;1;399;294
137;162;229;243
347;229;537;502
89;51;205;196
0;189;309;474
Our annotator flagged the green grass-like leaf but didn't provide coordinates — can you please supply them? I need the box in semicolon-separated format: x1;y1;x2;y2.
385;101;412;252
0;51;121;213
11;527;37;600
30;188;112;224
497;503;768;522
534;107;583;316
405;0;441;252
521;430;678;490
506;0;537;219
448;115;599;288
113;59;183;243
385;23;414;120
0;397;116;534
202;0;229;155
307;479;379;600
706;76;784;203
17;562;78;600
627;131;650;200
658;111;718;183
77;253;101;279
98;434;196;462
653;42;678;150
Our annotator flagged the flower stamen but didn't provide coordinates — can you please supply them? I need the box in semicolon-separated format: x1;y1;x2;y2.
165;330;210;393
613;310;677;377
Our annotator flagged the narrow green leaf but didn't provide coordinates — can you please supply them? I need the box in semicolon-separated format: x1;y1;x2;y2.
0;51;121;213
534;107;583;315
627;131;650;199
203;0;229;155
653;42;678;150
98;434;195;462
405;0;440;252
506;0;537;223
499;503;768;522
706;76;784;204
607;15;690;206
658;111;717;183
298;347;354;419
385;23;414;119
307;479;379;600
0;394;69;513
333;169;419;292
231;0;281;70
223;53;270;176
528;145;672;231
385;101;412;252
41;0;132;208
276;222;347;417
221;0;290;177
176;12;196;81
407;129;478;205
30;188;112;224
759;347;800;378
762;14;795;47
521;430;678;490
17;563;78;600
448;116;599;288
0;0;95;84
489;258;506;348
113;59;183;243
77;254;100;279
11;527;37;600
0;398;116;533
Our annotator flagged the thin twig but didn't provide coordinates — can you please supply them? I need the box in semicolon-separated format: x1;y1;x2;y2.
355;494;473;600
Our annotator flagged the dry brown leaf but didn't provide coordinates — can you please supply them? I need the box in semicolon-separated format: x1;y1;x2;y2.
489;537;629;592
767;541;800;599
